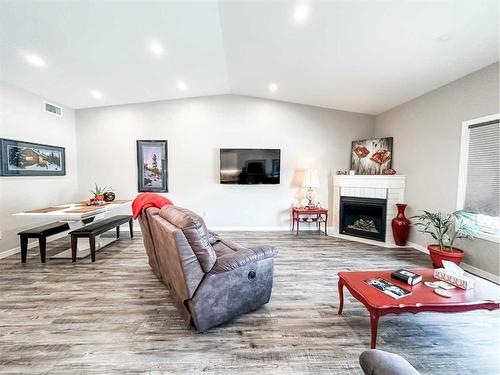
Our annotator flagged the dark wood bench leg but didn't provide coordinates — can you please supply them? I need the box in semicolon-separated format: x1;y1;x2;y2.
71;235;78;262
129;219;134;238
116;225;120;239
20;235;28;264
90;235;96;262
38;236;47;263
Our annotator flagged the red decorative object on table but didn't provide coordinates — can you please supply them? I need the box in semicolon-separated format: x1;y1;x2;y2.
391;203;410;246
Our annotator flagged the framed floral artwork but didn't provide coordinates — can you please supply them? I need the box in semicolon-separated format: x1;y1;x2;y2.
350;137;393;175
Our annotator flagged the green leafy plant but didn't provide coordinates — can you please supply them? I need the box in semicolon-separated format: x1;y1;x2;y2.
412;210;482;253
89;183;107;197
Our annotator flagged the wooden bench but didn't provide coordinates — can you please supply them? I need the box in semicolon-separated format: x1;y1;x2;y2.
69;215;133;262
18;222;70;263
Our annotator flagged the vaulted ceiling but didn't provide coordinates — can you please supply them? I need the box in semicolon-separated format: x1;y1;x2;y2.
0;0;498;114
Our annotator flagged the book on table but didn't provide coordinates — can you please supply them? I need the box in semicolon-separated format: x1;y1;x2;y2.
391;269;422;286
364;278;412;299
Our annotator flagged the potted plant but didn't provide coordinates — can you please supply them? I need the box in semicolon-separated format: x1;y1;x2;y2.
90;183;107;203
413;210;481;268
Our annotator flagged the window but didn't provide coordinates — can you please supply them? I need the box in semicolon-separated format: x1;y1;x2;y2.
457;114;500;240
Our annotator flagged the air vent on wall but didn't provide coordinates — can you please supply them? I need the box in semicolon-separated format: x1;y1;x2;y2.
44;101;62;116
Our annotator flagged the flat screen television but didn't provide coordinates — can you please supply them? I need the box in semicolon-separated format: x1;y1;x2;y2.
220;148;281;184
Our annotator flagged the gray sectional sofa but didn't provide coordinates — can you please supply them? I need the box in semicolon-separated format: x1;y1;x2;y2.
138;205;278;332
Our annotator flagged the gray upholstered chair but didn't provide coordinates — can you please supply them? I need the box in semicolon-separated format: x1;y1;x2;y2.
359;350;420;375
138;205;278;332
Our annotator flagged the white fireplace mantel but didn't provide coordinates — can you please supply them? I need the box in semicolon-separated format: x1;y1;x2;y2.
331;175;407;247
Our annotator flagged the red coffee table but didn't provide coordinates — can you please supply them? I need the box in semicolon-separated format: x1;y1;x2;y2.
338;269;500;348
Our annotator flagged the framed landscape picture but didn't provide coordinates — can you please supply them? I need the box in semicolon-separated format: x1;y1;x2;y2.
0;138;65;176
350;137;393;175
137;140;168;192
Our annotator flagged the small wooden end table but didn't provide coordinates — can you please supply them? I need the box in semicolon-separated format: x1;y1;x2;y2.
337;269;500;349
291;207;328;235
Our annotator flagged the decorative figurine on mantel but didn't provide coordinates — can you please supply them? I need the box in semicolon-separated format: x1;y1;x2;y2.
383;168;397;175
302;169;320;208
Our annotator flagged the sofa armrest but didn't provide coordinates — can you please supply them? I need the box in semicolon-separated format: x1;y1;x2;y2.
207;230;220;245
210;245;278;273
359;350;420;375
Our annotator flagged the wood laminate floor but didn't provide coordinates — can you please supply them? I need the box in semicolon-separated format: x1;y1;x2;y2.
0;232;498;374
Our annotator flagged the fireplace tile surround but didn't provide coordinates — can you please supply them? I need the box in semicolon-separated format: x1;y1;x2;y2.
332;175;406;247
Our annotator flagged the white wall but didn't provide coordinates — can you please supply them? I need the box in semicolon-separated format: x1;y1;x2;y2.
375;63;500;277
0;81;78;255
76;95;374;228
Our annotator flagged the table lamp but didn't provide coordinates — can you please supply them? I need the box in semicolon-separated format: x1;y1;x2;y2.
302;169;320;208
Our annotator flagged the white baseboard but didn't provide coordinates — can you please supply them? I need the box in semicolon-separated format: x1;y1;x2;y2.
209;226;334;232
133;226;336;234
407;241;428;254
331;233;413;249
407;241;499;284
460;263;500;284
0;247;22;259
209;226;291;231
0;231;68;260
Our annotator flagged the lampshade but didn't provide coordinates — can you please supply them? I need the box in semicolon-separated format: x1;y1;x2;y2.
302;169;320;188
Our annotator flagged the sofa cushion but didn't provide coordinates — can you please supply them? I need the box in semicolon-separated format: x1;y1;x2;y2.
159;206;216;273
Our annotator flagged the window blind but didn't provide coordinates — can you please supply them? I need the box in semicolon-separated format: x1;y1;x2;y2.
464;120;500;217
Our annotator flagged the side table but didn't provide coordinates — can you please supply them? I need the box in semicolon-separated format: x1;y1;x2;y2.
291;207;328;235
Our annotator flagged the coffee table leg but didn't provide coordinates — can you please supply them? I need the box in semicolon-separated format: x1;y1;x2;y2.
369;311;379;349
338;279;344;315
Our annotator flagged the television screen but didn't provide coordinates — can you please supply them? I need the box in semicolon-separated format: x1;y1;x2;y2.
220;148;281;184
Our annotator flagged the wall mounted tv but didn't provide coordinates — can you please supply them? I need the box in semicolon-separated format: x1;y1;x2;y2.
220;148;281;184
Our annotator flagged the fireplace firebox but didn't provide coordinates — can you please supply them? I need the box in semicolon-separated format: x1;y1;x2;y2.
339;196;387;242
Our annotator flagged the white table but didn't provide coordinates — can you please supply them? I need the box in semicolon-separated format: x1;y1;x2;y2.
13;201;132;259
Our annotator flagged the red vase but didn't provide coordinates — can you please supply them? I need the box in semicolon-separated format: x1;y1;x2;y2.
391;203;410;246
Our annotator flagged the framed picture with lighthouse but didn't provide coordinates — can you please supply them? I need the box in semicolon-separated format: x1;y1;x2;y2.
136;140;168;193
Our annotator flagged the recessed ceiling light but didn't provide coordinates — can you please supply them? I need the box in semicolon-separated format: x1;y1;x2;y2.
268;83;278;93
293;3;309;23
90;90;103;99
148;41;165;56
437;34;452;42
22;52;46;68
177;81;187;91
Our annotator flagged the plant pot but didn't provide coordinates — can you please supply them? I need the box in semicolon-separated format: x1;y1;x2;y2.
95;194;105;202
391;203;410;246
427;244;465;268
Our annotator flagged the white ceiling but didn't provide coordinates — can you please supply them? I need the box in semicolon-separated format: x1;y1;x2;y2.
0;0;498;114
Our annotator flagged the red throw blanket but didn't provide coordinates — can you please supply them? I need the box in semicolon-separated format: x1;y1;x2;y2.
132;193;173;219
